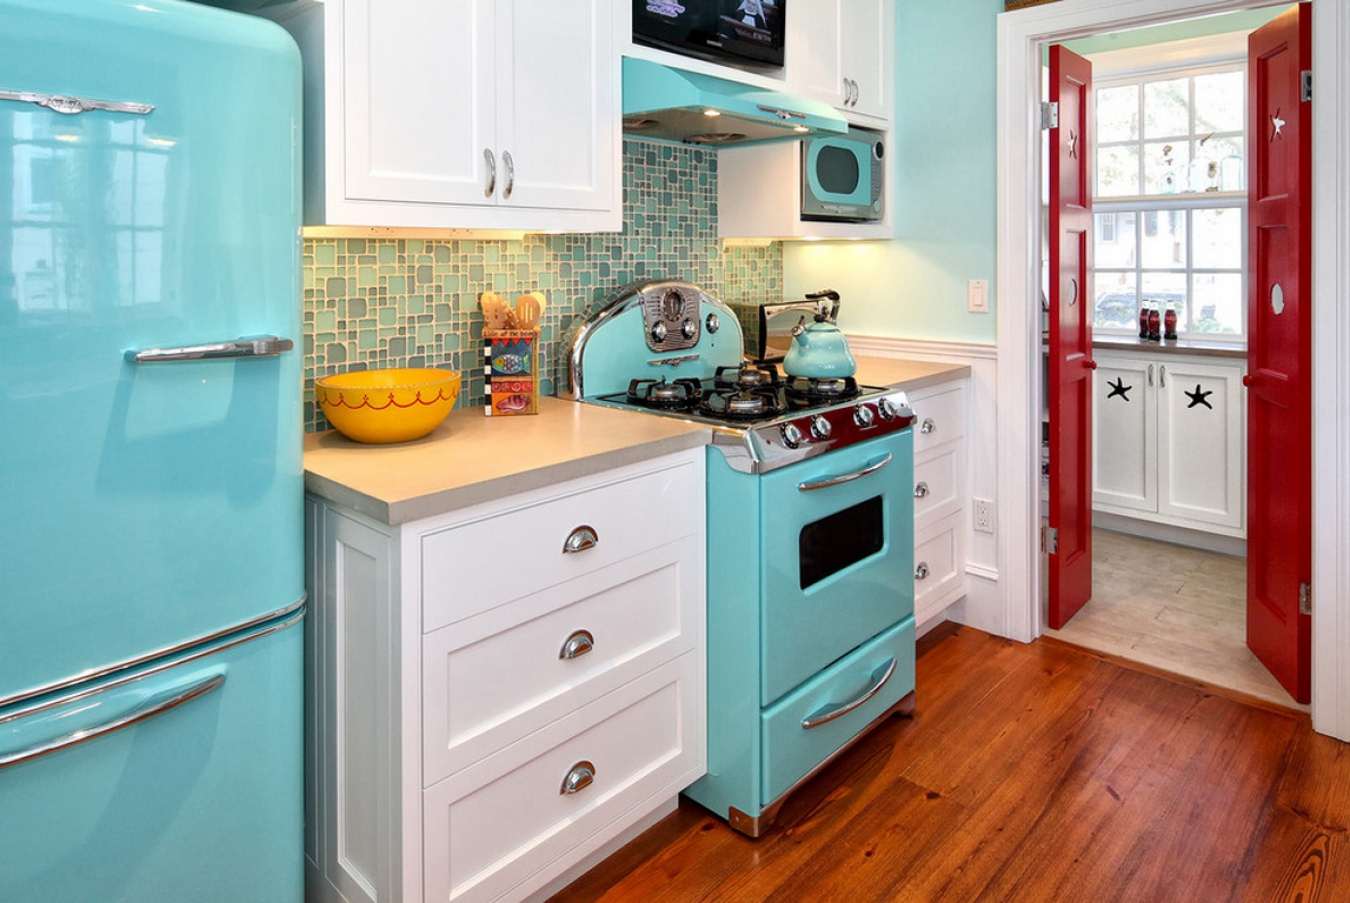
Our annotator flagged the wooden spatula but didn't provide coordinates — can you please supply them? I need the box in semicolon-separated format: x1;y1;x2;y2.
514;292;545;331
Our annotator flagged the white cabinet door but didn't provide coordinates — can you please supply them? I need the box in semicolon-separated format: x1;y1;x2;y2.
840;0;888;118
341;0;497;208
787;0;845;108
1157;360;1244;529
495;0;616;212
1092;355;1157;513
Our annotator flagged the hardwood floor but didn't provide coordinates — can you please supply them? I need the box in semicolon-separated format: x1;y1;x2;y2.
550;625;1349;903
1046;528;1304;711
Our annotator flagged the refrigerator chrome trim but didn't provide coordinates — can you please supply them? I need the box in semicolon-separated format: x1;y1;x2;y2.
0;606;305;725
0;88;154;116
124;335;294;363
0;593;307;710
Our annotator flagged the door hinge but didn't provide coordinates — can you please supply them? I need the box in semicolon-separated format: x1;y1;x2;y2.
1301;70;1312;103
1040;101;1059;130
1044;526;1059;555
1299;581;1312;616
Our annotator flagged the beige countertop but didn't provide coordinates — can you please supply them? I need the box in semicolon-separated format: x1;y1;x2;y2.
304;356;971;525
1091;335;1247;359
303;397;712;525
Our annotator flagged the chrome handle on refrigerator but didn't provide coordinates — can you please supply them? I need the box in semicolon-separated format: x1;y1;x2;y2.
562;525;599;554
797;452;893;492
502;150;515;200
801;657;896;730
125;335;294;363
0;672;225;770
1148;364;1154;386
920;418;936;435
0;88;154;116
484;148;497;198
559;629;594;660
560;760;596;795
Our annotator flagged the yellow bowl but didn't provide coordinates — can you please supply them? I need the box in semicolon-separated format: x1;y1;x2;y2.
315;368;461;444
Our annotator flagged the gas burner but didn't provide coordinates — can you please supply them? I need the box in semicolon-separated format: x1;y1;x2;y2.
627;377;703;411
786;375;860;406
714;364;780;391
700;386;785;421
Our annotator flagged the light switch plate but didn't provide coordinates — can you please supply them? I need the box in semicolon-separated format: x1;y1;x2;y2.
968;279;989;313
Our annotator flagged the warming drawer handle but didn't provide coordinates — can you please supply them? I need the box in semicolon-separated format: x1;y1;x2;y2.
0;672;225;770
562;525;599;554
125;335;294;363
797;452;893;493
800;658;897;730
559;629;595;660
560;760;596;795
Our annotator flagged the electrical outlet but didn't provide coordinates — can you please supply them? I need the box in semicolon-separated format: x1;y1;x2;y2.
968;279;989;313
973;498;995;534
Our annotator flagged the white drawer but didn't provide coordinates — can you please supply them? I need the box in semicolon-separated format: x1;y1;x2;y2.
910;385;966;453
422;535;702;784
422;653;704;903
913;444;962;528
420;455;701;633
914;510;965;623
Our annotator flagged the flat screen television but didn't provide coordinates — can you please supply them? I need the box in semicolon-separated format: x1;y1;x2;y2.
633;0;786;68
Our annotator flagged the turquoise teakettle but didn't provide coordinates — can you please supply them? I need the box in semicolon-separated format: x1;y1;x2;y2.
783;290;857;379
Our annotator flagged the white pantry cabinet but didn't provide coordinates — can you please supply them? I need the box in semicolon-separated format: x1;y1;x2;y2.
304;449;707;903
786;0;891;121
271;0;620;232
1092;350;1246;537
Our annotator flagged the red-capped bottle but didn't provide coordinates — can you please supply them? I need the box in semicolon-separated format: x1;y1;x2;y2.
1148;307;1162;341
1164;305;1178;341
1139;303;1150;339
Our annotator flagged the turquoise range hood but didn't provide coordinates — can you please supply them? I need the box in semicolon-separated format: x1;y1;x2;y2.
622;57;848;146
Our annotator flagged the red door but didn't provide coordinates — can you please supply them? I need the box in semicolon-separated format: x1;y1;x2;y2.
1247;6;1311;703
1047;45;1096;630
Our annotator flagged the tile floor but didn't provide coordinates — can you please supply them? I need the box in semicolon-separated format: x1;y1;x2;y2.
1045;527;1305;710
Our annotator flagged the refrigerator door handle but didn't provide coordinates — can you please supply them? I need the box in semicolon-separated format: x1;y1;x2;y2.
0;88;154;116
125;335;294;363
0;671;225;770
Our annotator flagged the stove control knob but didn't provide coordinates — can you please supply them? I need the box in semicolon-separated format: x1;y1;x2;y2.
878;397;900;420
651;321;668;343
682;318;698;339
706;313;721;334
810;415;832;440
853;405;876;428
780;422;804;449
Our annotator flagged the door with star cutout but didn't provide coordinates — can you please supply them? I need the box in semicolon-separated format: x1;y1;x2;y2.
1246;5;1311;703
1047;44;1095;629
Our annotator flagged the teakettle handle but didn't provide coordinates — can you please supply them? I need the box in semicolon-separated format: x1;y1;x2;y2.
804;289;840;323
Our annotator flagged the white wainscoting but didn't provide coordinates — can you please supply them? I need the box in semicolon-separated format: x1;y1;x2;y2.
849;334;1005;636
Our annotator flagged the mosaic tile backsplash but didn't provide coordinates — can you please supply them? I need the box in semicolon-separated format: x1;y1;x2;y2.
302;139;783;431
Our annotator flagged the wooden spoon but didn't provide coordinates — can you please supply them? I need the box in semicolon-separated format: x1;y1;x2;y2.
514;292;545;331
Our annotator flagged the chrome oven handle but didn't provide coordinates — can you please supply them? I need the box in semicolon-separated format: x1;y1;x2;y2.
562;525;599;554
0;672;225;769
801;657;897;730
797;452;893;492
559;629;594;660
560;760;596;795
125;335;293;363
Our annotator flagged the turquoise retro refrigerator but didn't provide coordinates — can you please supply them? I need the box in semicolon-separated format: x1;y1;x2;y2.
0;2;304;900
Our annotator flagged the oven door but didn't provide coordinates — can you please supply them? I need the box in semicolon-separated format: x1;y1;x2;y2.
759;430;914;705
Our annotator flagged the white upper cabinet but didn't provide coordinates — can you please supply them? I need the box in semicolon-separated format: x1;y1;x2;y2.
787;0;890;121
276;0;619;232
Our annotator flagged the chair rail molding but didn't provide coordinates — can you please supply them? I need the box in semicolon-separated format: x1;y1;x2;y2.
997;0;1350;740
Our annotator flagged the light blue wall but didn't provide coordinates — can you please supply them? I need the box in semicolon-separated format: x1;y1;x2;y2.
783;0;1002;344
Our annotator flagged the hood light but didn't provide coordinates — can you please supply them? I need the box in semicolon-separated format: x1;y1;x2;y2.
702;108;721;118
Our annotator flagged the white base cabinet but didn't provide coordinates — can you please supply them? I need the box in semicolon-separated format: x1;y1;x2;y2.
906;378;970;625
304;449;707;903
1093;350;1246;537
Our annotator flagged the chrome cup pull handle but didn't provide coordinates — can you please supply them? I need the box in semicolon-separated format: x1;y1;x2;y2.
915;561;930;580
914;481;930;499
562;525;598;554
484;148;497;198
920;417;936;435
126;335;293;364
560;760;596;795
801;658;896;730
559;629;594;660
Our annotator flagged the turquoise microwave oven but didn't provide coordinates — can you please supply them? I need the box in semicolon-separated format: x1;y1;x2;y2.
801;128;885;222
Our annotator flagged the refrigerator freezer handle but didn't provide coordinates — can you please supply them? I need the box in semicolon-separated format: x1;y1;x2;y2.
125;335;294;363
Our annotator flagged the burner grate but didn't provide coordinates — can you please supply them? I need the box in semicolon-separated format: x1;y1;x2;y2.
627;377;704;411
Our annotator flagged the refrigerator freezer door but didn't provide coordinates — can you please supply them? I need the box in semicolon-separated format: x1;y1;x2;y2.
0;1;303;704
0;610;303;903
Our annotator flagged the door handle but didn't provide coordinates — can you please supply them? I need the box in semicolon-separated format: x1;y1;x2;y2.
562;525;599;554
0;671;225;769
914;481;930;499
125;335;293;363
484;148;497;198
1085;359;1098;370
797;452;893;492
1159;364;1167;387
800;657;896;730
559;629;594;660
0;88;154;116
560;760;596;795
915;561;930;580
1148;364;1154;386
1242;374;1253;388
842;77;849;104
502;150;514;200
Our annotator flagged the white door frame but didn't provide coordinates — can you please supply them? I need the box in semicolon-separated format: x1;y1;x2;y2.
995;0;1350;739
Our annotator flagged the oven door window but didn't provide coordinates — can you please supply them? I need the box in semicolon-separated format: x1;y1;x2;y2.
799;496;885;589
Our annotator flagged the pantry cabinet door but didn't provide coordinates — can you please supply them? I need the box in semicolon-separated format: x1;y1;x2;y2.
341;0;497;208
1092;355;1156;514
840;0;889;118
494;0;617;212
1157;360;1244;529
787;0;845;107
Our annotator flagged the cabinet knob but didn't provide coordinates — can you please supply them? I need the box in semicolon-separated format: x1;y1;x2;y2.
914;481;930;499
915;562;930;581
1242;374;1253;388
920;417;936;435
562;525;599;554
559;629;594;660
1085;359;1098;370
560;760;596;795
